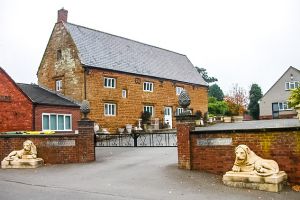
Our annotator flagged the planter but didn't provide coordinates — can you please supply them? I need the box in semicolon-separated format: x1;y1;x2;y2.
224;116;232;123
126;124;132;134
208;117;213;123
233;116;243;122
118;128;125;134
195;120;201;126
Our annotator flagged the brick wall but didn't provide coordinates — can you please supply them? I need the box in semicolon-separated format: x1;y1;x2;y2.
0;68;33;132
177;123;300;184
0;120;95;164
86;69;208;132
34;105;80;131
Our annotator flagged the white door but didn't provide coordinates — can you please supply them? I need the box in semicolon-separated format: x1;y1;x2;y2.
164;107;172;128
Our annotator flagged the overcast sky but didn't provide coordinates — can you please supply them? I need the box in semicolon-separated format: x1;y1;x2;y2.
1;0;300;94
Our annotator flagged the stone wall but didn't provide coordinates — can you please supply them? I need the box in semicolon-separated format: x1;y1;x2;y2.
0;120;95;164
0;68;33;132
86;69;208;132
177;123;300;184
37;22;84;102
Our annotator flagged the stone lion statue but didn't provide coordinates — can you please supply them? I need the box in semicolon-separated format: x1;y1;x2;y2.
232;144;279;176
4;140;37;161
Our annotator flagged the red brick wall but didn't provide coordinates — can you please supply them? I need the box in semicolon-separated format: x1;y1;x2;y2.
177;123;300;184
0;120;95;164
34;105;80;131
0;68;33;132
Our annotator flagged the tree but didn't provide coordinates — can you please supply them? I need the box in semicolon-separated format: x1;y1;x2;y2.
288;87;300;108
224;84;248;115
209;84;224;101
195;67;218;84
208;97;229;116
248;84;263;120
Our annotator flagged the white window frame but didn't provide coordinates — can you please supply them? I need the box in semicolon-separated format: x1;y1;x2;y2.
285;81;299;90
176;108;184;115
176;87;184;96
56;80;62;92
104;77;116;88
278;102;292;111
143;82;153;92
144;105;154;116
42;113;72;131
104;103;116;116
122;89;127;98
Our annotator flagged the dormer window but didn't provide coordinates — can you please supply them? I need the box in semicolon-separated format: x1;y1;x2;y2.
57;49;62;61
56;80;62;92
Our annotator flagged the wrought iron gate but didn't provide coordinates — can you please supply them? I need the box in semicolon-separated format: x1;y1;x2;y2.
95;131;177;147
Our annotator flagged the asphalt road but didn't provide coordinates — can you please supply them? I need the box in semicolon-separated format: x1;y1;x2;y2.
0;147;298;200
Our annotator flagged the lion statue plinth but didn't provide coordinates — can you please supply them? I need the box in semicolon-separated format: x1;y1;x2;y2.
1;140;44;169
223;144;287;192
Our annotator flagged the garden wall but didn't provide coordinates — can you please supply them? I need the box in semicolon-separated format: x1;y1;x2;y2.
0;120;95;165
177;121;300;184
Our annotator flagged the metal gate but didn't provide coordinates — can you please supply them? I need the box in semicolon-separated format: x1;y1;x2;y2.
95;131;177;147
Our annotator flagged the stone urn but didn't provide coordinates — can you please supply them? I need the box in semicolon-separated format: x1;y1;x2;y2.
126;124;132;134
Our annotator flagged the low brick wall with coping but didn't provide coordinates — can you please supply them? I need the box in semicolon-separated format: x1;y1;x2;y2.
177;118;300;184
0;120;95;165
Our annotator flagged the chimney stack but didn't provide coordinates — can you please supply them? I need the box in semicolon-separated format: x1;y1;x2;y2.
57;8;68;23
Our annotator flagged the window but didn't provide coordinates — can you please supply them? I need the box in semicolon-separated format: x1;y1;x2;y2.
56;80;62;92
285;81;299;90
278;102;291;111
104;77;116;88
57;49;62;61
104;103;116;116
176;87;184;95
42;113;72;131
176;108;184;115
122;89;127;98
143;82;153;92
144;105;154;116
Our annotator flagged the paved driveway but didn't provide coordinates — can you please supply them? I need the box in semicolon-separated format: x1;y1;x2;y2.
0;148;298;200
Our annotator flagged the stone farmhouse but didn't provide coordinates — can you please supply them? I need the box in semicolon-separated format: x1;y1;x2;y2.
259;66;299;119
37;9;208;132
0;67;80;132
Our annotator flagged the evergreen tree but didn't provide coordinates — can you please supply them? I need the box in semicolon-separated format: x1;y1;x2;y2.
248;84;263;120
195;67;218;84
209;84;224;101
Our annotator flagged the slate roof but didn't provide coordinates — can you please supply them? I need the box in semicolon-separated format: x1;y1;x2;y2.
64;22;207;86
17;83;79;107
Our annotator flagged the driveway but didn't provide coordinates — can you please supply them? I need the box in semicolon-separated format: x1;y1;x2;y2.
0;147;298;200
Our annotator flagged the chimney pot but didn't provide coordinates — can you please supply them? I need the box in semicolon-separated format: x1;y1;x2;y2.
57;8;68;23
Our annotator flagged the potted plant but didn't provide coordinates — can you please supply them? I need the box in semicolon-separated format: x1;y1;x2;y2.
195;110;203;126
141;111;152;130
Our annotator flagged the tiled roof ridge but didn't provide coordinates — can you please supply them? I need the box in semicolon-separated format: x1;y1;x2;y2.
63;21;188;58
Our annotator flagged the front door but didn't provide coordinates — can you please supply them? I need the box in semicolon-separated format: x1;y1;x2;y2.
272;103;279;119
164;107;172;128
